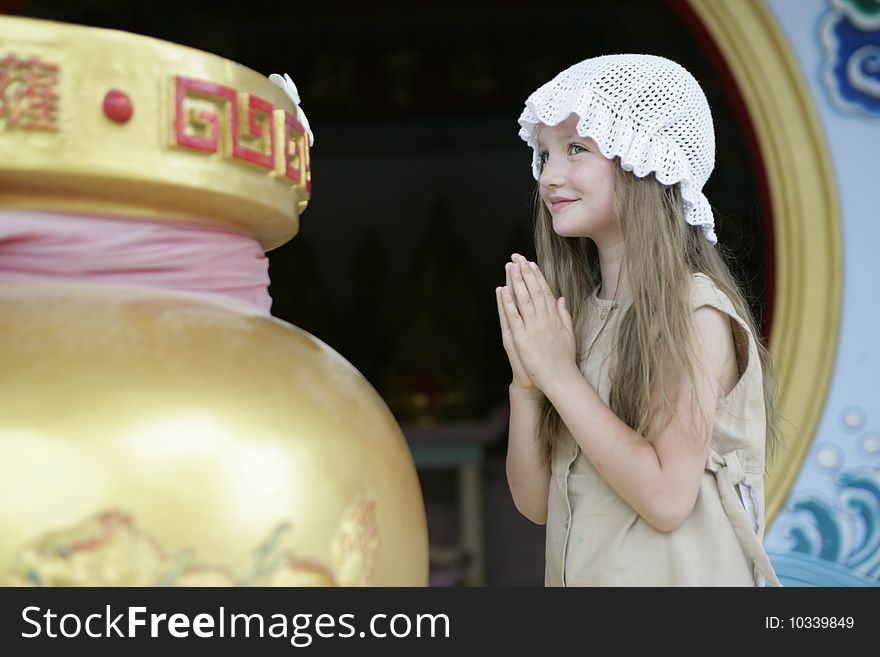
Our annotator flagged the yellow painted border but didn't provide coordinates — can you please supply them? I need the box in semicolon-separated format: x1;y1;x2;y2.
686;0;842;522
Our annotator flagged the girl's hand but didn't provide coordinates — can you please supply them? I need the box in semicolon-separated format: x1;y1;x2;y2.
496;270;540;397
500;255;578;394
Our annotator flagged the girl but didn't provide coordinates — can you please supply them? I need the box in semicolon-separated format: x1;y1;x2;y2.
495;54;783;586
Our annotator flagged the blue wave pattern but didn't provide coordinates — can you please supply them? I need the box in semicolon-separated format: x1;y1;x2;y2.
769;469;880;586
819;0;880;117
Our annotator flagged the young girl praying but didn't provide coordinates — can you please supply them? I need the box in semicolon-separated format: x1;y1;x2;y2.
496;54;782;587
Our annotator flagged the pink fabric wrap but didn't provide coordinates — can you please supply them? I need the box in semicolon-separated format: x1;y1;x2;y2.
0;210;272;314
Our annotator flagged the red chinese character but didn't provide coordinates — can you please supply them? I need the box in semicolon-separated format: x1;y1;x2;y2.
0;54;59;131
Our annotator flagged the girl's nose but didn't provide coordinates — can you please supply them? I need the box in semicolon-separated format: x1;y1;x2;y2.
539;157;563;187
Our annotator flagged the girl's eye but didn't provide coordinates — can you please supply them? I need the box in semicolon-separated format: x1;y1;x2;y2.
538;151;549;168
568;143;588;156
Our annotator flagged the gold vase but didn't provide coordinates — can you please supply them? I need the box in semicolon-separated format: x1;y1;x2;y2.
0;16;428;586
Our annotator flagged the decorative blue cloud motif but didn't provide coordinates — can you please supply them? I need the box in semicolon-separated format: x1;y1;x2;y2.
820;0;880;117
769;468;880;586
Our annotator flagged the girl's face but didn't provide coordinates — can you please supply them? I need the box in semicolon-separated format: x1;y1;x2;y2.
537;114;616;240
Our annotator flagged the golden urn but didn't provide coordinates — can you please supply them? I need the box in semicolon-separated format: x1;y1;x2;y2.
0;16;428;586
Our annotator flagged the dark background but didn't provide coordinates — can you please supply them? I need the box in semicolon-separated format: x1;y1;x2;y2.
7;0;771;585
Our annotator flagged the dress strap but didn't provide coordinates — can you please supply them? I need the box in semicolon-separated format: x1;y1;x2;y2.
706;449;783;587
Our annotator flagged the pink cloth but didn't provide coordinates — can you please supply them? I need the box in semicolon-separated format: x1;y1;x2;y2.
0;210;272;313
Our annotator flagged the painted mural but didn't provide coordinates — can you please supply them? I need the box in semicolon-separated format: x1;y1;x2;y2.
763;0;880;586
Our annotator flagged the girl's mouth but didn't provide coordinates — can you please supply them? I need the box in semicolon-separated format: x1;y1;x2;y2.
550;199;578;213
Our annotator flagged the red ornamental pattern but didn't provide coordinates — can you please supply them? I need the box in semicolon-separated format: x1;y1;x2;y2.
173;76;311;197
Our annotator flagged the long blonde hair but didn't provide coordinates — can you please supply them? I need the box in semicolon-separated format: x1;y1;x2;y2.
534;161;781;468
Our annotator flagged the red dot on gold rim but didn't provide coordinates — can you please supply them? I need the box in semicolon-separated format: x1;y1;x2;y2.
103;90;133;123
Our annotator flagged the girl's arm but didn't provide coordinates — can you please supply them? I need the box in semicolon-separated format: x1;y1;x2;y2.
505;384;550;525
543;305;731;532
502;262;736;533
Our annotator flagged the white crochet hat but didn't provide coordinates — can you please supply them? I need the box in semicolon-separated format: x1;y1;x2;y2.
518;54;718;244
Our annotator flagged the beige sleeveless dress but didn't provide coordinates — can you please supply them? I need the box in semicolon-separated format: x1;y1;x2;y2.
544;273;782;587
